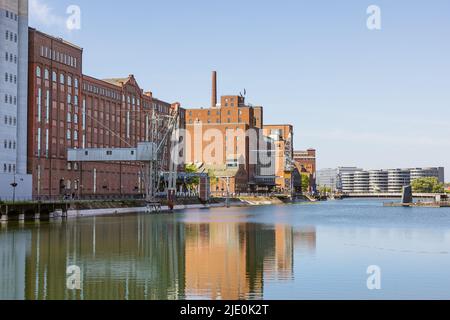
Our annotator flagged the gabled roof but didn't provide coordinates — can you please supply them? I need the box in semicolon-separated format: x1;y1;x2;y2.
102;77;130;87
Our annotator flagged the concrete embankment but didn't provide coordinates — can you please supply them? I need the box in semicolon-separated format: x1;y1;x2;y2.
1;195;312;221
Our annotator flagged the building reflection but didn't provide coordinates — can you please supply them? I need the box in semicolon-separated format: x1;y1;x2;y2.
184;223;316;299
0;216;317;300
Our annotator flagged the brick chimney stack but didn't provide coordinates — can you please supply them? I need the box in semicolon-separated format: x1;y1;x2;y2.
211;71;217;108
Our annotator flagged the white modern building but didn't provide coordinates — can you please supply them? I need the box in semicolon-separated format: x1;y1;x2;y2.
387;169;411;193
341;172;355;194
317;167;362;192
368;170;388;193
318;166;445;194
0;0;31;201
354;171;370;193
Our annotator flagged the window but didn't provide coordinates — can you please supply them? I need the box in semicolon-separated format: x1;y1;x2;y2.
67;130;71;140
52;71;57;82
44;69;49;80
36;66;41;78
60;74;65;84
67;113;72;123
74;78;78;88
67;76;72;87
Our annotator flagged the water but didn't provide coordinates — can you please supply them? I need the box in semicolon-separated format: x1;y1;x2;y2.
1;199;450;300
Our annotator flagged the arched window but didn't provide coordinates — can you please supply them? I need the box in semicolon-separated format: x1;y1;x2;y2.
36;66;41;78
44;69;49;80
60;73;65;85
52;71;57;82
67;76;72;87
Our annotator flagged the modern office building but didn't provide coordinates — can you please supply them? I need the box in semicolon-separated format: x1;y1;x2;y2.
0;0;32;200
353;171;370;193
341;172;355;193
318;166;444;194
387;169;411;193
28;28;184;199
410;167;445;183
368;170;388;193
316;167;362;192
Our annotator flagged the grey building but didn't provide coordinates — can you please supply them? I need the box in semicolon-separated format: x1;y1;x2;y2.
317;167;362;192
0;0;31;200
410;167;445;184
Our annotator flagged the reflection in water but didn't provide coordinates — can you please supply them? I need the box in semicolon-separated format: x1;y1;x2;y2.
0;214;316;300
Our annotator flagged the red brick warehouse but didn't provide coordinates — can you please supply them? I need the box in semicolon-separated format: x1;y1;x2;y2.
27;28;185;200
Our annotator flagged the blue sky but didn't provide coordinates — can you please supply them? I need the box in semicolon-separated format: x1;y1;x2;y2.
29;0;450;181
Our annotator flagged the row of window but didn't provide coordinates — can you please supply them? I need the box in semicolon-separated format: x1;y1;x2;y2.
5;10;18;21
3;163;16;174
35;66;80;88
5;30;17;43
40;46;78;69
188;109;243;117
4;52;17;64
4;72;17;84
3;140;16;150
3;115;17;126
188;118;243;124
4;94;17;105
83;82;121;101
66;130;79;141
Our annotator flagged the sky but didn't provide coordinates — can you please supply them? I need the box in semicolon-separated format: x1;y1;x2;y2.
29;0;450;181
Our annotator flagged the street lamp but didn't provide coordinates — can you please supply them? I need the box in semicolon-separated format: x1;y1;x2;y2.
10;174;18;205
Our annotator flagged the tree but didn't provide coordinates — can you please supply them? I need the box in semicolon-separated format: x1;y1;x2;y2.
411;177;444;194
208;169;218;187
301;174;310;193
185;164;200;191
318;185;332;194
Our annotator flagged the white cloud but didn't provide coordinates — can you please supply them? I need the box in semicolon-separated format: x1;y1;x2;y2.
29;0;66;31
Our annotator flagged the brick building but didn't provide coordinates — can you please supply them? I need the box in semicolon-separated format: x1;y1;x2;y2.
262;125;296;192
185;72;271;194
294;149;317;192
27;28;184;199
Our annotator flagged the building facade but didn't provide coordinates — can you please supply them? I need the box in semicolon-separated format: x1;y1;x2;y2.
185;72;278;194
294;149;316;192
262;125;295;192
0;0;31;200
317;167;363;192
28;29;183;199
321;167;445;194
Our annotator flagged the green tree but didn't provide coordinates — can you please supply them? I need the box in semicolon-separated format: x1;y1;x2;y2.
185;164;200;191
411;177;444;194
208;169;218;187
318;185;332;194
301;174;310;192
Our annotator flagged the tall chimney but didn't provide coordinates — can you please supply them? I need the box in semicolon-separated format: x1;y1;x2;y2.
211;71;217;108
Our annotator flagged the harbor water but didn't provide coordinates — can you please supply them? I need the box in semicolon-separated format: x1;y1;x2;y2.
0;199;449;300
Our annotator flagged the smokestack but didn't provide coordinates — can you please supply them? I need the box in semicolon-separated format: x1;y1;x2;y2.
211;71;217;108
